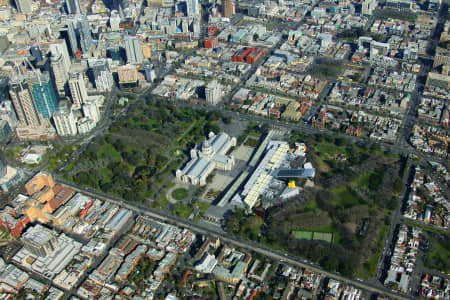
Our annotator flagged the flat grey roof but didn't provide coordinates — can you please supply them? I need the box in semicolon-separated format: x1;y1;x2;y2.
272;168;315;178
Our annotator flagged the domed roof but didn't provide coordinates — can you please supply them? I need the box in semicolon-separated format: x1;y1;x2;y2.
202;140;213;156
203;140;210;148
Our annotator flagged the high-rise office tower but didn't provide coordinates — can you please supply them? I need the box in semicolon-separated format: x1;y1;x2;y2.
186;0;199;16
29;73;59;119
9;78;41;127
50;54;69;94
0;101;19;129
143;62;156;82
53;102;77;136
77;16;92;54
109;10;121;31
0;151;6;178
30;46;43;63
124;36;144;64
205;80;222;105
223;0;233;18
88;59;114;91
60;22;78;57
0;76;10;100
118;64;138;84
68;73;87;109
82;99;100;124
66;0;81;14
0;34;9;54
50;40;71;73
22;224;58;257
362;0;376;15
77;117;94;134
15;0;32;14
107;46;122;61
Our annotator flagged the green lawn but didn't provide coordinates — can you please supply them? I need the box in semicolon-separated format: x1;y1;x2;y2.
293;231;313;240
172;203;194;218
5;146;22;161
195;200;211;212
353;173;371;187
99;144;121;161
169;148;185;158
425;235;450;273
172;188;189;201
176;118;205;145
352;170;384;192
363;224;389;277
101;168;113;183
332;186;364;208
303;200;319;212
245;138;260;148
311;224;340;244
313;232;333;243
293;229;335;243
316;142;343;157
151;194;170;210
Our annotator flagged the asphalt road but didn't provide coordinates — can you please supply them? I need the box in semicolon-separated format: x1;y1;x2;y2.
27;7;447;298
55;177;414;300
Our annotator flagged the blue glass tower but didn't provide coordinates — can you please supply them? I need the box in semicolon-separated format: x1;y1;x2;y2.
29;73;59;119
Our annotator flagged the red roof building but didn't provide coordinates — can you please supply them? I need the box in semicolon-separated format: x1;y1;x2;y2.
204;36;218;48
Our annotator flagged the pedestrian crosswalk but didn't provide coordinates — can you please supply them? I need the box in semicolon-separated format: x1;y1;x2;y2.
271;129;286;137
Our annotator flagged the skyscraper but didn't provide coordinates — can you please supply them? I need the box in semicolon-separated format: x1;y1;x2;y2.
53;102;77;136
68;73;87;109
0;101;19;129
143;62;156;82
30;46;43;63
66;0;81;14
77;16;92;54
29;73;59;119
186;0;199;16
109;10;121;31
0;151;6;178
50;54;69;94
205;80;221;105
124;36;144;64
50;40;71;73
22;224;58;257
362;0;376;16
15;0;32;14
82;99;100;124
9;78;41;127
223;0;233;18
88;59;114;91
107;46;122;61
118;64;138;84
0;34;9;54
60;22;78;57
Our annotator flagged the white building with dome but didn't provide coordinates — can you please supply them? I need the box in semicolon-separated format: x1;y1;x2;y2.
176;132;236;186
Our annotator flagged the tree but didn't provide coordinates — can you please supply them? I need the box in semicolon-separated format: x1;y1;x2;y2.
260;123;270;134
321;255;339;271
334;137;347;147
222;116;231;124
74;171;98;188
113;139;126;153
204;122;220;135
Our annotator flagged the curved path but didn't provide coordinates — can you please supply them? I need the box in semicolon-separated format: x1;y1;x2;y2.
166;183;191;204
